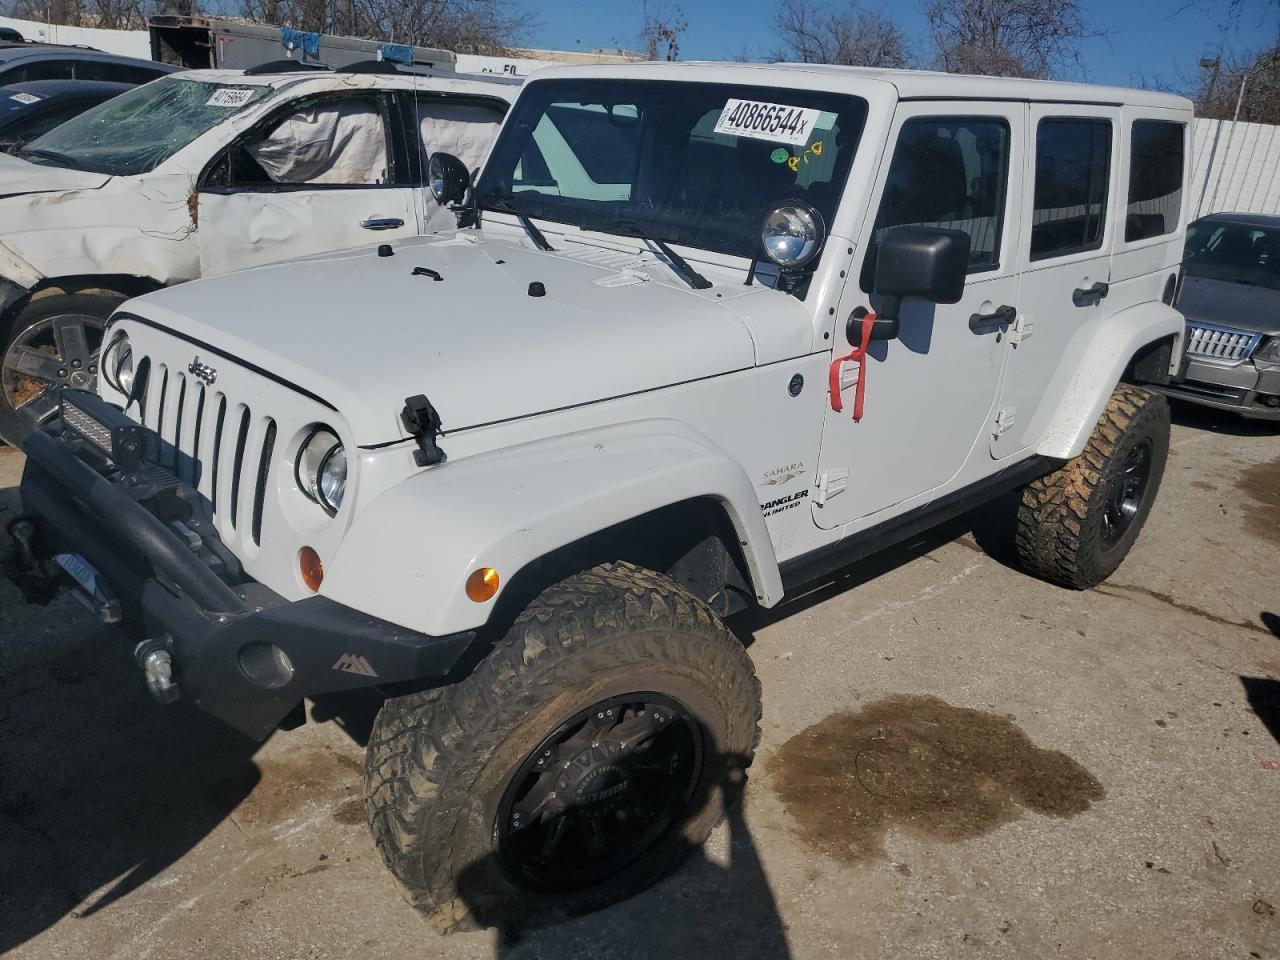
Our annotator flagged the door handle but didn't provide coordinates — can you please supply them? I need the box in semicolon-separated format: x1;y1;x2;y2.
1072;281;1109;306
360;217;405;231
968;304;1016;332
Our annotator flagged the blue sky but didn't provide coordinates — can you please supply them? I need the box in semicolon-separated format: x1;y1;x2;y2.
525;0;1279;93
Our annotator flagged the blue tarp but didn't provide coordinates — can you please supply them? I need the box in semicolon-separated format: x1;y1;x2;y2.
378;43;413;65
281;27;320;59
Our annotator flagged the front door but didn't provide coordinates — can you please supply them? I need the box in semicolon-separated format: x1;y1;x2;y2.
813;102;1025;530
197;91;420;277
991;105;1120;458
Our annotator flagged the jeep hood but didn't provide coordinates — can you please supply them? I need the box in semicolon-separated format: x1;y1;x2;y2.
127;233;761;444
0;151;112;197
1178;274;1280;335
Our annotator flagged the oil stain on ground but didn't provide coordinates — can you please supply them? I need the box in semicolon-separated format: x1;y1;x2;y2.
767;695;1104;864
1237;457;1280;547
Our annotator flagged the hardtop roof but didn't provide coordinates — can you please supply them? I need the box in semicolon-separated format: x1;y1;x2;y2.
524;61;1193;112
175;66;520;100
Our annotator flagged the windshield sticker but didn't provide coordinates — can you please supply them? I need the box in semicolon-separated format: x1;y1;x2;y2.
207;88;256;108
714;98;821;146
9;92;41;105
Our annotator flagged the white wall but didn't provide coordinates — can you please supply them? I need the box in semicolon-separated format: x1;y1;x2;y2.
1190;117;1280;219
0;14;151;58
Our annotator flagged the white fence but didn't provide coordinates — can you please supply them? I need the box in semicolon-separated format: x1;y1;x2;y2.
1190;117;1280;219
0;14;151;58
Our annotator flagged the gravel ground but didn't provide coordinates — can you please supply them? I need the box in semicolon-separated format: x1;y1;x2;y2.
0;401;1277;960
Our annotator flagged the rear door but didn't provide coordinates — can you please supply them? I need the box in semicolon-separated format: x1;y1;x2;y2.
991;105;1120;458
404;92;506;232
197;90;419;277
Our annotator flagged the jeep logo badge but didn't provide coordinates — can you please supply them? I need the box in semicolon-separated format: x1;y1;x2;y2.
188;356;217;386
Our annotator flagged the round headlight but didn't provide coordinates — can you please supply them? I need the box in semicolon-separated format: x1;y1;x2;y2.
103;332;134;394
760;202;825;269
295;427;345;514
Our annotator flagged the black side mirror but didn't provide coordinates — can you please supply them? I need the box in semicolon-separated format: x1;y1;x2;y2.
872;225;971;320
428;152;470;206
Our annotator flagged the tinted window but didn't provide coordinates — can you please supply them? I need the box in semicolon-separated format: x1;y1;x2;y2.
862;116;1010;289
74;60;168;84
1126;120;1184;242
1031;119;1111;261
1183;220;1280;291
8;60;75;82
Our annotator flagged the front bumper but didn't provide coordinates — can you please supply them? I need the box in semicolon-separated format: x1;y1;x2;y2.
1155;354;1280;421
7;391;477;739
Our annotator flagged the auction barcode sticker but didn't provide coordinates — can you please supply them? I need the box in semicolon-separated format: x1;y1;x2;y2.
9;92;41;105
207;88;256;108
713;98;821;147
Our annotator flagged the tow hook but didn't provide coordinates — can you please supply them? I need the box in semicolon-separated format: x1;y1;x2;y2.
135;637;180;704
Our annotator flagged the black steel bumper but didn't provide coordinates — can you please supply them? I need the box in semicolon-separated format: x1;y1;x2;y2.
8;391;476;739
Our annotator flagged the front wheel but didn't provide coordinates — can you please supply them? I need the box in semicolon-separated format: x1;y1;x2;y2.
0;286;125;444
363;561;762;933
1014;384;1170;589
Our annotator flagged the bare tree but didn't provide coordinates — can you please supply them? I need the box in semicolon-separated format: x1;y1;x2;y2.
639;0;686;60
773;0;911;67
1194;45;1280;125
922;0;1090;79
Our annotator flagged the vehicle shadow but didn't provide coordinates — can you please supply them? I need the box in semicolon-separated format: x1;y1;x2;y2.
1168;399;1279;438
454;766;792;960
0;481;265;956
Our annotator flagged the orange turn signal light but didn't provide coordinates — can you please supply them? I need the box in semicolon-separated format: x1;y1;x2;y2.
299;546;324;592
466;567;500;602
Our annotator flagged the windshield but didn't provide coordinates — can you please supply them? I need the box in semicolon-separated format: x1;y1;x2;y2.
1184;220;1280;292
0;91;40;118
475;79;867;260
19;76;272;176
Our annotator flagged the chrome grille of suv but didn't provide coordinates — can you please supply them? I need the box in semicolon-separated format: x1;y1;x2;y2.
1184;322;1262;364
135;360;275;547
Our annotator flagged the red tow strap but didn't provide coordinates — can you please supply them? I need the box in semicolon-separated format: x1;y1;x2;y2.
829;310;876;423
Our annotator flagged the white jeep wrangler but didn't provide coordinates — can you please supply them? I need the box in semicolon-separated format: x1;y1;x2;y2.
6;63;1191;930
0;63;516;439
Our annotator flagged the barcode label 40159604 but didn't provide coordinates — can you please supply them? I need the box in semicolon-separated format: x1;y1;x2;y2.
712;98;820;147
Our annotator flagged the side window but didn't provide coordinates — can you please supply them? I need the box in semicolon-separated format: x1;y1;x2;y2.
236;97;390;187
9;59;75;82
862;116;1011;291
1030;118;1111;261
415;100;504;177
1125;120;1184;242
75;60;168;84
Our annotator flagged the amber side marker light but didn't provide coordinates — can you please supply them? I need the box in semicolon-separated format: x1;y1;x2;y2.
466;567;500;602
299;546;324;591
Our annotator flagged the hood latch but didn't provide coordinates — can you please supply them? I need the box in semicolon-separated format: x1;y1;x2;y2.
400;395;445;467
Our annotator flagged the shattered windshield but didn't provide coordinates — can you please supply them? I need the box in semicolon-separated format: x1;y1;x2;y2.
19;76;272;176
475;79;867;259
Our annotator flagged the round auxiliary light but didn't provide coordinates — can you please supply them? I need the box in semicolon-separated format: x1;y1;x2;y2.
103;332;134;394
760;202;826;269
299;545;324;592
296;426;346;514
466;567;500;603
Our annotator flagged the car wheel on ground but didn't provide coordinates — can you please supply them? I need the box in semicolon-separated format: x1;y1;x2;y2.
1014;384;1171;589
0;285;124;443
363;561;762;933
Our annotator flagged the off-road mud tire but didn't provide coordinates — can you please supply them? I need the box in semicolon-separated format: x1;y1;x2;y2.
363;561;762;934
0;284;127;444
1015;384;1170;589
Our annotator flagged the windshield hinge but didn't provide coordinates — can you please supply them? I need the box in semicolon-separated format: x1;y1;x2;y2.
400;395;445;467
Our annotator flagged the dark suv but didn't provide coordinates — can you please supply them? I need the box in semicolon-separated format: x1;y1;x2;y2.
0;41;176;86
1162;212;1280;420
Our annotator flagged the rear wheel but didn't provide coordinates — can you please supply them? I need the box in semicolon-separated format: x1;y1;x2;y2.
363;561;762;933
0;286;125;443
1014;384;1170;589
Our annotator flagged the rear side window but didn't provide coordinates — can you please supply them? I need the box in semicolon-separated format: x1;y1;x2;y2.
1031;118;1111;261
75;60;169;84
8;59;75;82
862;115;1011;289
1125;120;1185;242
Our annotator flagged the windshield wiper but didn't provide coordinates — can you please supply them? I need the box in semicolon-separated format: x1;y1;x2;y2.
18;147;78;169
608;220;712;291
482;196;555;251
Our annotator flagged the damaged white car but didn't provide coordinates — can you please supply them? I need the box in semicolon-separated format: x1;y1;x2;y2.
0;63;517;438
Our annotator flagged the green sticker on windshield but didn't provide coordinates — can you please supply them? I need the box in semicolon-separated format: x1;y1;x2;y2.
770;147;789;164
